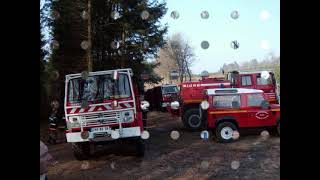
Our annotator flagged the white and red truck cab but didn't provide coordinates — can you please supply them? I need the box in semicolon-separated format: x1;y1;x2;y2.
64;68;149;160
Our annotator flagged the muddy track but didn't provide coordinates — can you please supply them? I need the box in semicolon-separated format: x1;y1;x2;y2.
45;112;280;180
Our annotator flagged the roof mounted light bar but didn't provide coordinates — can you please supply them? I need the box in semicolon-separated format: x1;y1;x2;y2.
215;89;238;94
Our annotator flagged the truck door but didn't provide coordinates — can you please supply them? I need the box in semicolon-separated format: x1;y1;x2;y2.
245;93;273;127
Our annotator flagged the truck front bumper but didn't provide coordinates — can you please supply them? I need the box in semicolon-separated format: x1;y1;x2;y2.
66;126;141;143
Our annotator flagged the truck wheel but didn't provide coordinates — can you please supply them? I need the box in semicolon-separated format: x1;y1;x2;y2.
72;142;90;160
216;122;237;143
135;139;145;157
183;108;203;131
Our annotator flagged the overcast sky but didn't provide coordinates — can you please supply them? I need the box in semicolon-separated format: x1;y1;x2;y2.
160;0;280;74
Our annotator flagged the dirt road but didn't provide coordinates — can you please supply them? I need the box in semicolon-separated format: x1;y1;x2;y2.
45;112;280;180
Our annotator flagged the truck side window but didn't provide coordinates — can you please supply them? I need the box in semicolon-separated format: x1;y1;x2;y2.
247;93;265;107
213;95;241;108
241;75;252;86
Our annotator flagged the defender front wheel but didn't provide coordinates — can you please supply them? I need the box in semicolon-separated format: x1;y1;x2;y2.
216;122;238;143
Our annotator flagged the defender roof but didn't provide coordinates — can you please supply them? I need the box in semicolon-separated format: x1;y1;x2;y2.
206;88;263;95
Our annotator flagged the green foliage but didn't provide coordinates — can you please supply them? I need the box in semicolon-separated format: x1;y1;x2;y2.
91;0;168;83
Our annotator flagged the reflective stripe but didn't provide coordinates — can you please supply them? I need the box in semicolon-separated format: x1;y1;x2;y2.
88;106;95;112
184;99;202;103
209;110;247;114
70;108;77;114
104;104;112;110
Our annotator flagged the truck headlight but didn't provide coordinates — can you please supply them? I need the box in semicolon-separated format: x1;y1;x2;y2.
120;110;134;123
67;116;81;128
170;101;180;110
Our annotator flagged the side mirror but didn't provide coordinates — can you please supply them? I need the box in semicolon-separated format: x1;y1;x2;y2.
141;101;150;111
112;70;119;80
170;101;180;110
261;100;270;110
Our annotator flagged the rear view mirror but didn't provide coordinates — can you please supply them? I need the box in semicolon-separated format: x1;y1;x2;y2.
261;100;270;110
141;101;150;111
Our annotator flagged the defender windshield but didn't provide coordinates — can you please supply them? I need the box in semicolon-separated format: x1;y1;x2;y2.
67;74;131;103
162;86;178;94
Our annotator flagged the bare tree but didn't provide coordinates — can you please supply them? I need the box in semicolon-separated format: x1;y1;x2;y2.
158;33;195;83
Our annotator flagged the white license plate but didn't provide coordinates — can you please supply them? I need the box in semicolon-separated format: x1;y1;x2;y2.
91;126;110;132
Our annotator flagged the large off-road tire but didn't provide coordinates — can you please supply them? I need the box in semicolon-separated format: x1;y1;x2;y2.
182;108;203;131
216;122;238;143
72;142;91;160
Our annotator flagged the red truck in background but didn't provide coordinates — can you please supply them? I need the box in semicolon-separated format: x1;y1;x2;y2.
226;70;278;104
169;70;279;131
145;84;179;112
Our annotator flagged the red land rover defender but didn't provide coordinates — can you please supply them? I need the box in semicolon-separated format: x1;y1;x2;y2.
199;88;280;143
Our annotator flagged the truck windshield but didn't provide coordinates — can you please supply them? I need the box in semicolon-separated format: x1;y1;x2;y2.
162;86;178;94
257;74;273;85
67;74;131;103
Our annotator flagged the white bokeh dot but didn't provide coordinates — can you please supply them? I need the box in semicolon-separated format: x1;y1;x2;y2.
51;40;59;50
260;40;270;50
260;130;270;139
141;130;150;140
200;11;209;19
170;11;180;19
170;131;180;140
110;41;120;50
200;161;210;170
231;160;240;170
81;41;89;50
231;10;239;19
110;161;116;170
81;161;90;170
232;130;240;140
200;130;210;140
81;11;89;20
201;41;210;49
141;10;150;20
260;10;271;21
111;11;121;20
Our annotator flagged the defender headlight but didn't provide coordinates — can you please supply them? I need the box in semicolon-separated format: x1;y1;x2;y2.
200;100;209;110
120;110;134;123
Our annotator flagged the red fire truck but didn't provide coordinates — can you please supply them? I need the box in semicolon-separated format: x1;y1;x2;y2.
169;70;279;131
226;70;278;104
199;88;280;143
145;84;179;111
64;69;150;160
